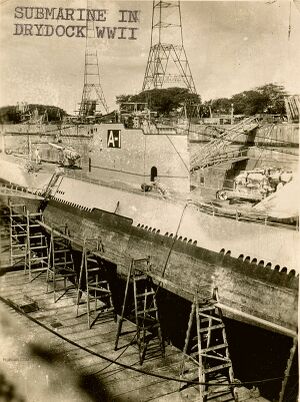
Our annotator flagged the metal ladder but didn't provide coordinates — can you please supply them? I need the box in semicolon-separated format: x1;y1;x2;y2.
46;226;77;302
180;289;237;401
115;258;165;365
9;202;27;268
76;239;115;329
25;210;49;282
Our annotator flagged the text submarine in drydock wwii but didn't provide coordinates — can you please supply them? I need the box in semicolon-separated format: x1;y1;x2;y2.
0;1;299;401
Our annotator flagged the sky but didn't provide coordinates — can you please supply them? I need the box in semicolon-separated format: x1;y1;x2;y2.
0;0;300;114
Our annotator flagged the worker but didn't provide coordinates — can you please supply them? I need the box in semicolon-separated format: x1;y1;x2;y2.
34;147;41;164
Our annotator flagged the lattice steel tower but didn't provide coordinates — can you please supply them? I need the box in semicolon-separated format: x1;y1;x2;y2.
142;1;196;93
79;2;108;119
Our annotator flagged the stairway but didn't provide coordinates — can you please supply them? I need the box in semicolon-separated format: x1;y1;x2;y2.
190;117;258;171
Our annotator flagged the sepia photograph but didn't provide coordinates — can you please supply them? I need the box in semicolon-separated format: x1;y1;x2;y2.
0;1;299;401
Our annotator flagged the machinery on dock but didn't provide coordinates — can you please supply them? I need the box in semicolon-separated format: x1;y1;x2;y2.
48;142;81;167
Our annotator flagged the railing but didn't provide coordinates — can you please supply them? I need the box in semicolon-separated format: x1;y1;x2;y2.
193;149;249;170
0;183;44;199
190;200;299;231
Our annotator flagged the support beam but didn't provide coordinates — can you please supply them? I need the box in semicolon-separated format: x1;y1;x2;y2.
278;337;298;402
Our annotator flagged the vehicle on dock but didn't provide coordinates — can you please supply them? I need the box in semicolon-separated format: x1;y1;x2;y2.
216;168;293;203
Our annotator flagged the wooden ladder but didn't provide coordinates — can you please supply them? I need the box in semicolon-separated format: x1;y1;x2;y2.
46;226;77;302
76;240;115;329
115;258;165;365
9;202;27;268
25;211;49;282
180;289;237;401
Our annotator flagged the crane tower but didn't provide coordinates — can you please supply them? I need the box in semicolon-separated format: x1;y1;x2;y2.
79;1;108;120
142;1;196;93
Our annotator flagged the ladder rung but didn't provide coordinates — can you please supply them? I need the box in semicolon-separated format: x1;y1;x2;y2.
88;296;110;302
54;249;70;254
198;304;217;312
200;316;223;324
137;307;157;315
134;275;148;281
203;362;232;374
29;235;45;239
87;258;98;264
136;291;155;298
30;245;48;250
54;261;74;266
11;253;26;257
28;256;48;261
203;388;232;397
87;267;100;272
89;286;110;293
28;268;48;273
202;343;228;353
197;324;225;334
88;281;109;287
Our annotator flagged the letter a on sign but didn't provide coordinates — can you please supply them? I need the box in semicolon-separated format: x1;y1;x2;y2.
107;130;121;148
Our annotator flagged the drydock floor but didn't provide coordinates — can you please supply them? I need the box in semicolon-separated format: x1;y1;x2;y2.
0;224;270;402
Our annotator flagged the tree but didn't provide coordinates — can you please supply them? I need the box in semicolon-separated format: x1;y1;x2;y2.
116;94;132;105
116;87;201;117
231;90;269;115
255;83;287;114
205;83;288;117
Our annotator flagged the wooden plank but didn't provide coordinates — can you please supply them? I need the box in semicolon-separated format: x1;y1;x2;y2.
0;269;272;402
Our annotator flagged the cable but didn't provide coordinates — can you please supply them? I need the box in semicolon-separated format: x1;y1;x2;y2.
86;335;136;377
0;295;297;387
188;123;298;148
288;0;292;39
166;135;190;174
88;203;189;377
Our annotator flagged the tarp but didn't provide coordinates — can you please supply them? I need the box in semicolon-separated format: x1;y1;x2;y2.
253;173;299;219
